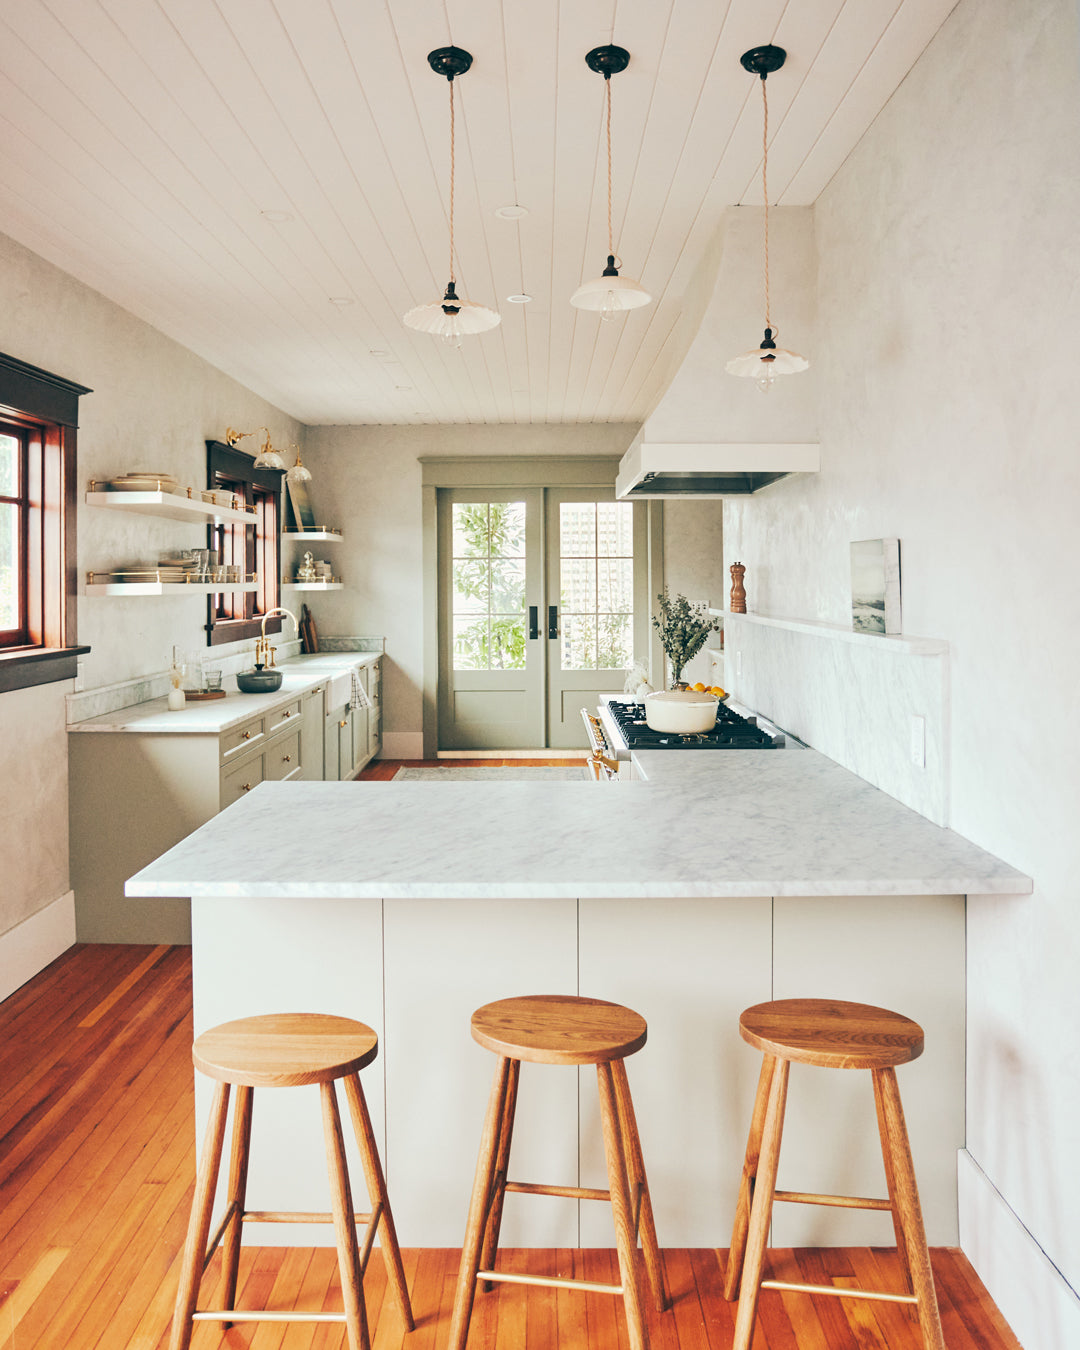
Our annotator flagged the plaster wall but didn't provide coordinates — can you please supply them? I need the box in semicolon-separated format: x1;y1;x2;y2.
723;0;1080;1330
0;229;300;943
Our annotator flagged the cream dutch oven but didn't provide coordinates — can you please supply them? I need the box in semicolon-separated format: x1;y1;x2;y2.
643;689;719;734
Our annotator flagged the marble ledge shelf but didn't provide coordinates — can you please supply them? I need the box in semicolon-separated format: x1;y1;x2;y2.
717;610;948;656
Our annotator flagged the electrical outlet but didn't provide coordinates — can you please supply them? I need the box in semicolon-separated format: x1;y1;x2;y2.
910;715;926;769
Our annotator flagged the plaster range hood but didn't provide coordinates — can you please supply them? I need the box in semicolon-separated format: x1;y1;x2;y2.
615;439;820;498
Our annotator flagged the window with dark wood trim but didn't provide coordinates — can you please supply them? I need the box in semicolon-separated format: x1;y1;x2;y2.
0;353;90;693
205;440;283;647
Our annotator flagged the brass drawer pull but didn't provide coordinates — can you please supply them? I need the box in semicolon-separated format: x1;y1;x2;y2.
242;730;252;740
339;719;348;728
240;782;253;792
282;754;292;763
282;709;292;718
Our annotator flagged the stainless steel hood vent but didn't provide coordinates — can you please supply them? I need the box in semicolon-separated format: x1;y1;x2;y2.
615;441;819;499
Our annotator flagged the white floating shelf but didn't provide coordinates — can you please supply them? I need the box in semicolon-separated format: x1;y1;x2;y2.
85;581;260;596
283;581;344;591
86;490;256;526
282;530;343;542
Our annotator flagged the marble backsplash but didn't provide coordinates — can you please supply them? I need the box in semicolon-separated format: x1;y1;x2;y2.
724;612;949;825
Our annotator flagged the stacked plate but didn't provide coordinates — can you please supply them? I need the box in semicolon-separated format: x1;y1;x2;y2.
107;472;180;493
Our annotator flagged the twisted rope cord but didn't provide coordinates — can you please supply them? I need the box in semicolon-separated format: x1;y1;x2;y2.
448;76;456;283
761;74;771;331
606;76;614;256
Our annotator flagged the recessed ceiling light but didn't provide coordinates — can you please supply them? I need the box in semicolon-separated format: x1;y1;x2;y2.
260;210;294;223
329;296;355;307
495;204;529;220
507;293;533;304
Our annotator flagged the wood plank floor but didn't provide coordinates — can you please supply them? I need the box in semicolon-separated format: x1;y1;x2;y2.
357;758;588;780
0;944;1022;1350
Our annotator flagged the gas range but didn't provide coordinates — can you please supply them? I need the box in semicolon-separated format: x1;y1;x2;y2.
601;697;785;753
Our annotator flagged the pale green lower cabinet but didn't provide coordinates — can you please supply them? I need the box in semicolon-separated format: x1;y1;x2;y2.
69;660;382;941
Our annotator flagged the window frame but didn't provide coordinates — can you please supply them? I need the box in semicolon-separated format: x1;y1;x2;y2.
0;352;90;694
204;440;283;647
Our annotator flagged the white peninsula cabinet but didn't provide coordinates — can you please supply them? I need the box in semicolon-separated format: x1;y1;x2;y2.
69;655;380;942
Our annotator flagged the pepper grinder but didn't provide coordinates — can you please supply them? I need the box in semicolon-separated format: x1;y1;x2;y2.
730;561;747;614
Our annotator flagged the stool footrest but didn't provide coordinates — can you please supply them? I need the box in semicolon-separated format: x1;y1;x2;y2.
241;1208;374;1224
761;1279;918;1306
505;1181;611;1202
193;1309;347;1324
477;1268;623;1296
773;1189;892;1212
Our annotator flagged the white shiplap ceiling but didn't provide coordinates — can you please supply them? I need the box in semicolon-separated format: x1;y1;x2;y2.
0;0;957;426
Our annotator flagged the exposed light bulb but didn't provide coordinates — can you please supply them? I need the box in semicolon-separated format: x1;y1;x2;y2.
756;362;776;393
600;290;619;323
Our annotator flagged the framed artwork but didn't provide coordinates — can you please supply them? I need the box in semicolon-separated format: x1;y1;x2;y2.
850;538;901;634
286;476;318;531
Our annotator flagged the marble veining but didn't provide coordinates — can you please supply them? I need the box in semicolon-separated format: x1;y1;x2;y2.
126;746;1030;902
724;612;949;826
318;635;386;653
69;653;379;735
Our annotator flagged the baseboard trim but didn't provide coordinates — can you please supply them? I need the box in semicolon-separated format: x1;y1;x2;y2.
959;1148;1080;1350
0;891;77;1002
379;731;424;759
438;748;590;760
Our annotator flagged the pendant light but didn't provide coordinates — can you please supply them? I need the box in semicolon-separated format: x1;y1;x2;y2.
726;45;809;391
570;45;651;321
403;47;500;346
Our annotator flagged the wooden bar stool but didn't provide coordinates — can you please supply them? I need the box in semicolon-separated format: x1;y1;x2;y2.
724;998;946;1350
448;994;670;1350
169;1013;413;1350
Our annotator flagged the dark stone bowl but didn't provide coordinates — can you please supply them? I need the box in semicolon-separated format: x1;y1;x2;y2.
236;669;283;693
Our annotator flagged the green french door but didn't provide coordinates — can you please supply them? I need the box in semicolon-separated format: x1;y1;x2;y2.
437;486;648;749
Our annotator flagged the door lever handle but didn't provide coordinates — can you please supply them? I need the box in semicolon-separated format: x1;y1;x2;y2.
528;605;539;640
548;605;559;639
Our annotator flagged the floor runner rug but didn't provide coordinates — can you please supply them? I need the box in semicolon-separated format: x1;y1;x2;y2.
392;766;591;781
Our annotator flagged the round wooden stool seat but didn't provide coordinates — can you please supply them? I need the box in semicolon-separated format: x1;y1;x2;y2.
471;994;648;1065
739;998;924;1070
193;1012;379;1087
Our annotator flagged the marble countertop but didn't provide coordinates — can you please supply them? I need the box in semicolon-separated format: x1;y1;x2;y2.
69;653;379;735
126;746;1032;901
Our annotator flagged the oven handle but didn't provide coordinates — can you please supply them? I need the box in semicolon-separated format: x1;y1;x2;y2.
528;605;539;640
548;604;559;639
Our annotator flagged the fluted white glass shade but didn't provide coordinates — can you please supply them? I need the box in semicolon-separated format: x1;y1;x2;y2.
286;455;312;484
253;448;286;469
404;295;501;341
725;346;809;378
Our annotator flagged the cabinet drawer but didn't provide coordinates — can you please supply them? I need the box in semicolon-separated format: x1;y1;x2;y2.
222;717;264;761
268;699;302;738
221;754;265;808
266;729;301;780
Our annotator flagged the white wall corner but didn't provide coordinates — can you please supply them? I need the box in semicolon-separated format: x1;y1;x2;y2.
959;1148;1080;1350
0;892;77;1003
379;731;424;760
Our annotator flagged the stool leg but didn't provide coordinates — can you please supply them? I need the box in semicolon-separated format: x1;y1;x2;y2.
724;1053;777;1300
612;1059;670;1312
321;1080;370;1350
342;1071;415;1331
219;1083;253;1327
875;1068;946;1350
169;1080;231;1350
479;1057;520;1290
597;1061;649;1350
448;1055;513;1350
732;1056;789;1350
872;1068;915;1294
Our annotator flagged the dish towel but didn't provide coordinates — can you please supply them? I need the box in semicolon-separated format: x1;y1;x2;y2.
350;667;372;711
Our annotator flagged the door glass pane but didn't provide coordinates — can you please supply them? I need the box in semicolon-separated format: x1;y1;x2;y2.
559;501;633;670
0;434;18;495
452;501;526;670
0;502;19;629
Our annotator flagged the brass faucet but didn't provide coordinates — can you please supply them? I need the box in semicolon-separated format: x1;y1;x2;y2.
255;606;299;668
